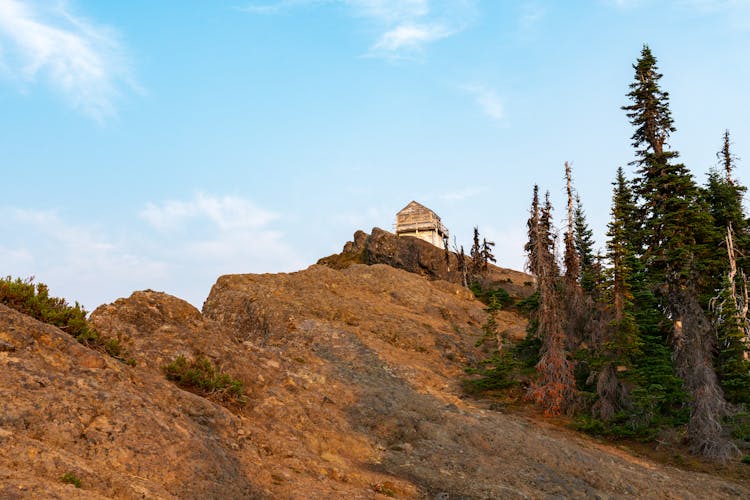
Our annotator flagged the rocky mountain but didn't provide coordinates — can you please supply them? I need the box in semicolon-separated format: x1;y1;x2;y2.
318;228;533;299
1;257;749;497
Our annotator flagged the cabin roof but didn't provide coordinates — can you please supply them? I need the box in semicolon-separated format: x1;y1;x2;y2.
396;200;440;220
395;201;448;239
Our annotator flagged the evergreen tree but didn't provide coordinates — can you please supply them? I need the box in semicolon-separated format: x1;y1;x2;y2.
623;45;675;165
525;185;541;278
563;162;581;286
702;131;750;289
481;238;496;271
594;167;686;431
470;226;483;278
719;129;739;184
573;195;598;294
713;270;750;406
457;244;468;288
704;132;750;406
607;168;639;323
592;168;639;421
624;45;734;459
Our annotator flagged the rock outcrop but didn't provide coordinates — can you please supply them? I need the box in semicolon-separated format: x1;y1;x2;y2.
1;263;749;498
318;228;534;299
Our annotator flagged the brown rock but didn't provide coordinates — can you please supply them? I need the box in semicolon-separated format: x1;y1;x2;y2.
318;227;535;299
1;264;748;498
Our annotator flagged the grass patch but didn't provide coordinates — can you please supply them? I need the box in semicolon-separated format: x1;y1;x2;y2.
164;355;246;406
0;276;134;365
60;472;82;488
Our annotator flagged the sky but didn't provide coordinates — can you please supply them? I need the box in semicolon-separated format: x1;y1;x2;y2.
1;0;749;310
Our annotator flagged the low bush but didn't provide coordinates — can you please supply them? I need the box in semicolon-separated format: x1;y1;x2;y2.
0;276;133;364
60;472;82;488
469;283;514;311
164;355;246;405
464;350;520;394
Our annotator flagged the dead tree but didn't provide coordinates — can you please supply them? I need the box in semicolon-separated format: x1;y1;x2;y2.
526;191;577;416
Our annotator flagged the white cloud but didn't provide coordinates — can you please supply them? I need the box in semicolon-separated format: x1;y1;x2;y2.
461;84;505;121
241;0;476;58
372;23;452;52
1;195;303;310
345;0;429;23
1;207;167;310
0;0;135;121
139;193;305;302
140;193;279;232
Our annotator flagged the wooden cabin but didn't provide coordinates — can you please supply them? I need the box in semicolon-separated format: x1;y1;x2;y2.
395;201;449;248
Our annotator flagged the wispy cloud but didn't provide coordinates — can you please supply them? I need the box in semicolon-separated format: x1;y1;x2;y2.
1;195;303;309
1;207;167;309
0;0;136;121
371;23;452;52
140;192;304;290
241;0;476;58
140;193;279;232
461;84;505;121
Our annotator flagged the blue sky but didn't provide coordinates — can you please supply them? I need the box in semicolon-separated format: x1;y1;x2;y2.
1;0;749;309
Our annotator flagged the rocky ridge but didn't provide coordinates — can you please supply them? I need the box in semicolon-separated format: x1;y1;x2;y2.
0;261;748;498
318;228;534;298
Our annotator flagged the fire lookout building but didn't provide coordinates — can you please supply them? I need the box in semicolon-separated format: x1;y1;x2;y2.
394;201;449;249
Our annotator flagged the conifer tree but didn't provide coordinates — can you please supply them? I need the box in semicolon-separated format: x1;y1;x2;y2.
573;195;598;294
563;162;581;285
456;244;469;288
592;168;640;421
526;191;576;415
704;132;750;406
702;130;750;287
470;226;483;279
624;45;734;459
481;238;496;272
607;168;639;323
712;228;750;406
561;163;591;350
525;185;541;278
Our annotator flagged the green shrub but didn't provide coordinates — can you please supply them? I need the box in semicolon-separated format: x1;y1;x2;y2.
515;291;539;317
469;283;514;311
164;355;246;405
726;411;750;443
0;276;133;364
60;472;82;488
464;350;520;394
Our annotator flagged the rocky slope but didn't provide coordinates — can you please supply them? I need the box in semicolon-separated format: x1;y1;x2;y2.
318;228;534;299
1;263;748;498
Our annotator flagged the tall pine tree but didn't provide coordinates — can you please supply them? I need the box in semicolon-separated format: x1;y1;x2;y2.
704;131;750;406
623;45;734;459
